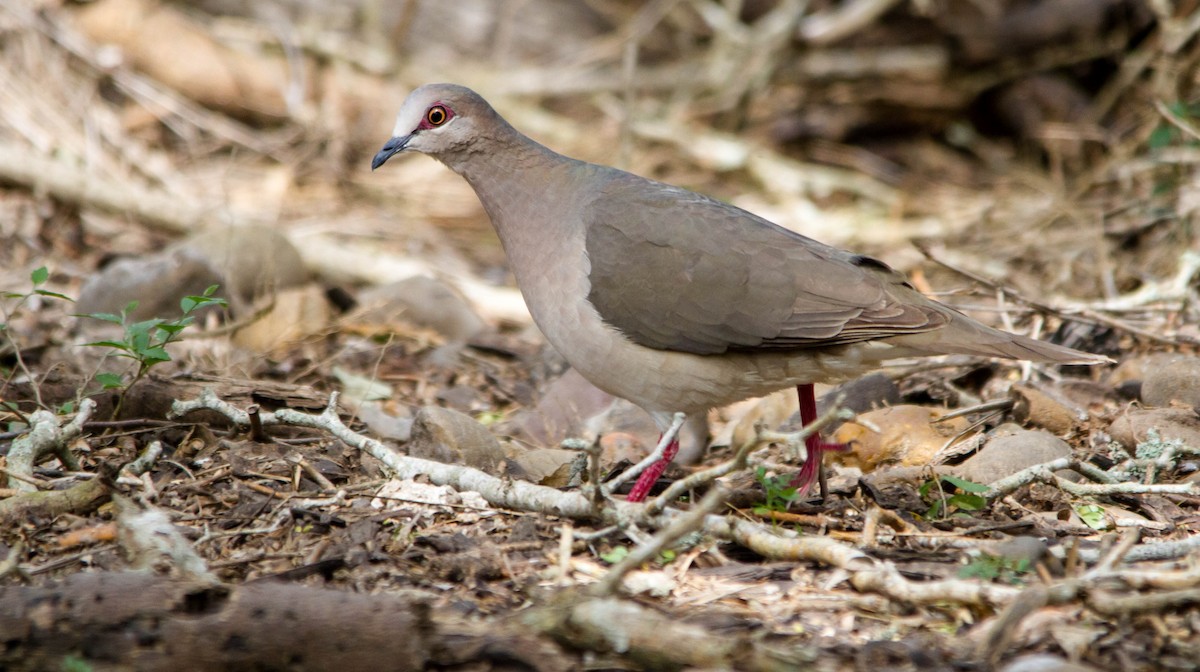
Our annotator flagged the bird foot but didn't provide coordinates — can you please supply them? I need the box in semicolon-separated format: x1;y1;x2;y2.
787;436;847;497
625;436;680;502
755;427;846;496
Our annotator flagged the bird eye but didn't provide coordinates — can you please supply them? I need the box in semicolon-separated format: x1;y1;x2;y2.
426;105;448;126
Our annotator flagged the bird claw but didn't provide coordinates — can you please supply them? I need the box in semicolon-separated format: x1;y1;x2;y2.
756;428;848;496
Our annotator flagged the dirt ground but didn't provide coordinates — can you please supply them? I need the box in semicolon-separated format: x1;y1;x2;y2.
3;1;1200;670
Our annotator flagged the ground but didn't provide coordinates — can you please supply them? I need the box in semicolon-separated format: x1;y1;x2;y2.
2;1;1199;670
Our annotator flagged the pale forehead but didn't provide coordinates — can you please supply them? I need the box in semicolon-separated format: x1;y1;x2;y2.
390;84;474;136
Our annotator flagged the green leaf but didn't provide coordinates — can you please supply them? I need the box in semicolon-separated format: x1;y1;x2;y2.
84;340;133;351
947;493;986;511
127;318;164;333
181;286;226;314
30;266;48;285
96;372;125;389
475;410;504;426
923;500;944;520
34;289;74;301
918;479;935;498
940;475;988;493
1076;503;1108;531
81;312;125;325
600;547;629;564
1148;124;1175;150
137;346;171;365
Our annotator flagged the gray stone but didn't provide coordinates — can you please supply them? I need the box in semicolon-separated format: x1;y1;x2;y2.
407;406;503;473
955;425;1071;484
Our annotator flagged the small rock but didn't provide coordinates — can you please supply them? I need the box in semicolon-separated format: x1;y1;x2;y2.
407;406;504;472
1108;408;1200;451
830;405;969;472
354;275;486;343
954;425;1071;484
77;248;222;320
1010;384;1081;435
182;225;309;313
1140;353;1200;408
77;225;309;322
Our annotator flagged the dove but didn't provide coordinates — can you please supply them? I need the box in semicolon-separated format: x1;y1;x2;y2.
373;84;1106;501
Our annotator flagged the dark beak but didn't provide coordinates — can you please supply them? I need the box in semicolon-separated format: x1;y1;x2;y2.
371;134;412;170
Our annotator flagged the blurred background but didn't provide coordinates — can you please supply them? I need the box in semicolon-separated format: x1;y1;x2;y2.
3;6;1200;662
0;0;1195;387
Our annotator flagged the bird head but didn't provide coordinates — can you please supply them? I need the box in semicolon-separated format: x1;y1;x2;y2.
372;83;488;169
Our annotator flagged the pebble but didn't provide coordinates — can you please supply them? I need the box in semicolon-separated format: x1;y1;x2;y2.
1139;353;1200;408
407;406;504;473
954;424;1071;484
354;275;486;344
1108;407;1200;452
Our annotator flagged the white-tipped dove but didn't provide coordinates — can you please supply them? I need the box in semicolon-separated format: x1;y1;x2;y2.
373;83;1108;501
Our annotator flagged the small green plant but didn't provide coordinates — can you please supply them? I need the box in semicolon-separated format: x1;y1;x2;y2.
2;266;73;309
82;285;226;414
959;553;1031;584
2;266;73;411
753;466;799;515
920;474;988;520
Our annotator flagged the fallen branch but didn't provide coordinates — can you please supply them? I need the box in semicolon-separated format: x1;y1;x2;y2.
0;466;114;528
5;399;94;492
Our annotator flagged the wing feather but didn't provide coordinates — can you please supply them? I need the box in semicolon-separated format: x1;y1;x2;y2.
584;174;946;355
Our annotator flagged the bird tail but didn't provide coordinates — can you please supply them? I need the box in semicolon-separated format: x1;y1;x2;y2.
885;312;1111;365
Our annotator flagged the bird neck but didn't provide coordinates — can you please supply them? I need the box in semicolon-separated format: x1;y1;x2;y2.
438;131;599;307
442;133;587;243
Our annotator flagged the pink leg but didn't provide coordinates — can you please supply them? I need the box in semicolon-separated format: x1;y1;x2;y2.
789;383;848;496
626;435;680;502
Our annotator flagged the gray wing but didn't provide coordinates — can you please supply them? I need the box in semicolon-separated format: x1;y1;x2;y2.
583;174;948;355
